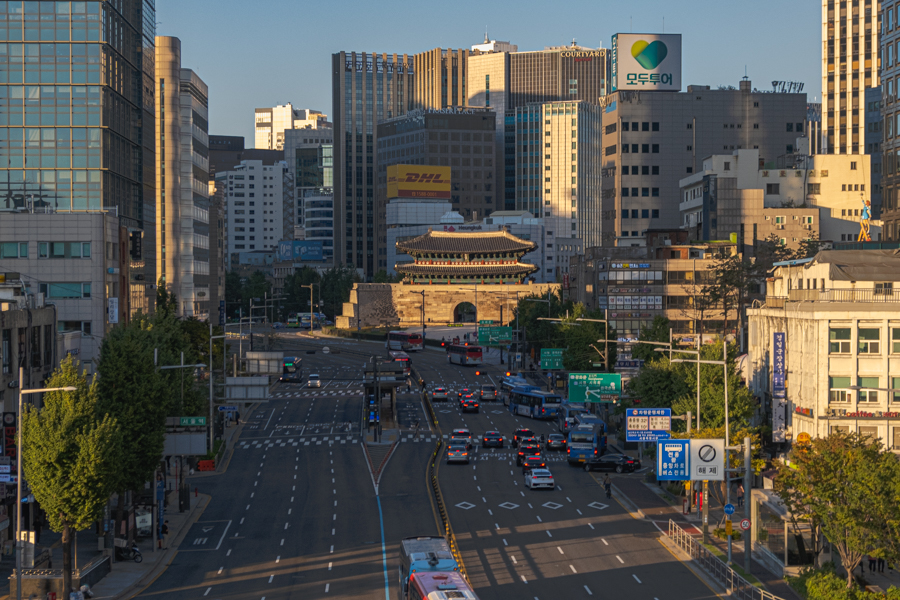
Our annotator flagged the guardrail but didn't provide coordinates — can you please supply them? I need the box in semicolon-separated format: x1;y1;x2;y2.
667;520;784;600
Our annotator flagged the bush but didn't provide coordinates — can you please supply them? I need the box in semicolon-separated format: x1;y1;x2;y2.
789;564;900;600
712;527;742;542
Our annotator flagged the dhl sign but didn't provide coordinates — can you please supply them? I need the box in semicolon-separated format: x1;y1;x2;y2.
387;165;451;199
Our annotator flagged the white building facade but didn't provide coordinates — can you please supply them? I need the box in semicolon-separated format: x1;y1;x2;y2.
254;104;331;151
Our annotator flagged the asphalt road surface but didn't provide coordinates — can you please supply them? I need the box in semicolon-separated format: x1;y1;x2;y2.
138;334;717;599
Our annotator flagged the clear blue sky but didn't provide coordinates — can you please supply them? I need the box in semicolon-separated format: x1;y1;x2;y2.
156;0;821;148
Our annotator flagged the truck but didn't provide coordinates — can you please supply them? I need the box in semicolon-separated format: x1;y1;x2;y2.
399;536;459;599
566;418;608;465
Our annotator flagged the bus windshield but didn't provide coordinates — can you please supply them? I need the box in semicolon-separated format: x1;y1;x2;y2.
569;432;594;443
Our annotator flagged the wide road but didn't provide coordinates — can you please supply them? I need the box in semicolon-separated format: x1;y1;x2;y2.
138;333;716;599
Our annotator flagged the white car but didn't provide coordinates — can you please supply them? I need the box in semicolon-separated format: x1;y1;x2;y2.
525;468;555;490
307;374;322;388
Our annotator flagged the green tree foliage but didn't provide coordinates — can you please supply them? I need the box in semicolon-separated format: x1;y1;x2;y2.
22;356;121;594
320;264;360;320
791;564;900;599
282;267;322;318
223;270;272;320
701;252;756;336
372;269;401;283
155;277;177;317
627;341;754;430
775;432;900;588
632;316;671;362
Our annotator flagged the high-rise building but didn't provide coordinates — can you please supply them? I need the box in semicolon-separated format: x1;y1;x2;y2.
155;37;211;319
600;79;808;246
513;101;601;266
208;135;283;181
254;104;330;150
331;51;415;277
865;86;883;216
821;0;879;154
880;1;900;238
413;48;468;109
293;141;334;264
0;0;157;316
471;33;517;54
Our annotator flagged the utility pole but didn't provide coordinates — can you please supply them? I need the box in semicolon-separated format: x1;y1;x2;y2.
744;435;752;574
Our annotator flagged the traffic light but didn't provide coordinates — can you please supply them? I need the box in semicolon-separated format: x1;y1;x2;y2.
475;370;482;376
505;372;512;377
441;341;446;347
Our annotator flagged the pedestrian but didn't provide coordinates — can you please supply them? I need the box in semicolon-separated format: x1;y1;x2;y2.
414;419;421;440
878;557;886;573
236;411;241;425
869;555;877;572
737;483;745;508
161;520;170;550
603;475;612;499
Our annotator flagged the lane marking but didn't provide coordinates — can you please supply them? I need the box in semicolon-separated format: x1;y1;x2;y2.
588;523;595;530
616;555;624;564
546;531;552;537
376;496;391;600
215;521;232;550
557;547;564;554
240;517;245;525
326;583;330;592
203;587;211;596
502;538;508;546
226;549;231;557
521;576;528;584
275;556;280;563
268;575;274;583
330;545;334;553
633;574;642;584
536;516;542;522
602;538;608;545
569;565;577;573
584;585;593;596
280;539;284;546
511;556;517;564
284;523;289;530
217;567;223;575
328;561;333;571
246;505;250;510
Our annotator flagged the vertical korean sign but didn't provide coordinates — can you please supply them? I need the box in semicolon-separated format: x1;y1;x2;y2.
772;332;786;442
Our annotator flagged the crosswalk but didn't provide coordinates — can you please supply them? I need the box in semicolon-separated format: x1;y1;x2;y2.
237;436;357;448
269;389;364;398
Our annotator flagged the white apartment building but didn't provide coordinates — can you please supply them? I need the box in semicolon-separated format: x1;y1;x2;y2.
821;0;879;154
679;145;881;244
747;249;900;453
218;160;289;269
254;104;331;150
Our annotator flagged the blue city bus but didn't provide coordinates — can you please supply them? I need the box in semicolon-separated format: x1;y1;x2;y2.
499;375;532;405
557;401;589;434
508;387;562;420
566;416;608;465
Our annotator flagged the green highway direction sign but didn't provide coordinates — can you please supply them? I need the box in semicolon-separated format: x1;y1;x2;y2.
179;416;207;426
568;373;622;403
540;348;565;370
478;320;494;325
477;325;512;346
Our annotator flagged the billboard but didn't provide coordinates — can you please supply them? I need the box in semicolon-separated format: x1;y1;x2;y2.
277;240;324;262
387;165;451;199
611;33;682;92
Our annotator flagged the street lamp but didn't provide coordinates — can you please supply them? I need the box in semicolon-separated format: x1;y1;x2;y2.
15;367;77;600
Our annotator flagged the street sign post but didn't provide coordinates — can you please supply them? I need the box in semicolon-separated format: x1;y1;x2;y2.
568;373;622;403
689;439;725;481
540;348;565;370
217;405;238;413
656;439;690;481
724;503;735;516
178;417;207;427
625;408;672;442
740;519;751;531
477;326;512;346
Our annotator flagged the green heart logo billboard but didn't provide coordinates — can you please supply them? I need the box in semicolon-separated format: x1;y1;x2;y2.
611;33;682;92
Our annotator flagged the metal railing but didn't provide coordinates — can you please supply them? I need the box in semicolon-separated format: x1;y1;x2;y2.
787;288;900;303
667;520;784;600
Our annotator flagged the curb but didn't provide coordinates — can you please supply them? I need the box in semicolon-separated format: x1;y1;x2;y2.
657;534;729;599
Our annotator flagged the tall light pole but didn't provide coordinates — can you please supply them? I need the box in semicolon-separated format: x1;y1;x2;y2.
301;284;315;332
16;368;77;600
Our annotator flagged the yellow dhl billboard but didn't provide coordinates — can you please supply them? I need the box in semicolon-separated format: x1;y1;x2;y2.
387;165;451;199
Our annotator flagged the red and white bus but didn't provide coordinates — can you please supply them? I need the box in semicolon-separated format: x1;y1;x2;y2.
389;351;412;375
386;331;424;352
408;571;479;600
447;344;483;366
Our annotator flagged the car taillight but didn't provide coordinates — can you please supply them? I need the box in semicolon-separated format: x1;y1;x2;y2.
567;448;570;454
594;448;598;454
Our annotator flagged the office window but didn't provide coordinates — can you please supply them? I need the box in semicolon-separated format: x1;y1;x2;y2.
642;188;649;197
642;144;650;153
724;162;731;171
858;328;881;354
631;210;638;218
892;328;900;353
766;184;780;194
0;243;27;258
622;122;630;131
851;161;858;170
858;377;880;402
808;183;821;195
39;283;91;299
652;166;659;175
642;122;649;131
829;328;851;353
652;188;660;197
892;377;900;403
829;376;851;403
651;144;659;153
622;188;630;197
641;209;649;218
652;122;659;131
652;209;659;218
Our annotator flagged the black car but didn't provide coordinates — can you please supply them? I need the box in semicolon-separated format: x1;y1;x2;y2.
583;454;637;473
516;443;542;466
482;431;504;448
546;433;567;450
511;428;535;448
604;453;641;470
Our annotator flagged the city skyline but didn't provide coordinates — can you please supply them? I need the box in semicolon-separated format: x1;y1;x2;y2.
156;0;821;146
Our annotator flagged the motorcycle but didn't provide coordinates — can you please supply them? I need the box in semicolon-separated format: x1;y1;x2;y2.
115;543;143;563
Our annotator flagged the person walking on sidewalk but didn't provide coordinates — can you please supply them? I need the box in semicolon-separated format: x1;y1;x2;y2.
869;555;877;572
160;520;170;550
736;483;745;507
603;475;612;499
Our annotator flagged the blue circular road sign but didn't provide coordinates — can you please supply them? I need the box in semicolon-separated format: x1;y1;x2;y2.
724;503;735;515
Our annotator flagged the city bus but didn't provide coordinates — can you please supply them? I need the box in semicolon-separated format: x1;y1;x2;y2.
286;315;300;328
508;387;562;420
389;351;412;375
399;537;459;600
557;401;589;434
407;571;479;600
566;417;608;464
446;344;483;366
279;357;303;383
499;376;535;406
387;331;425;352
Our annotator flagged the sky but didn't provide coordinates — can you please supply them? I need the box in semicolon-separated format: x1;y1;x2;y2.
156;0;821;147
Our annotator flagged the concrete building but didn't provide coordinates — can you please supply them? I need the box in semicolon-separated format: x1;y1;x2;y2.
155;37;211;319
881;0;900;239
208;186;225;324
512;101;603;255
376;108;498;254
747;249;900;453
865;87;883;215
0;212;125;371
385;199;562;283
208;136;284;181
471;34;517;54
0;0;157;316
293;141;334;264
413;48;468;110
600;79;809;246
821;0;879;155
217;160;291;270
332;51;415;278
254;104;330;151
679;147;879;244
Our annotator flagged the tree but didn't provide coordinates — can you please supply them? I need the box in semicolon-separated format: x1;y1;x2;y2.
320;264;360;319
774;432;900;588
372;269;401;283
22;356;121;595
632;316;671;362
282;267;322;318
701;252;757;338
155;277;177;317
224;271;243;319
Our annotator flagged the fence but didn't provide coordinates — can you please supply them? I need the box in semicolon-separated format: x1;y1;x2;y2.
667;520;784;600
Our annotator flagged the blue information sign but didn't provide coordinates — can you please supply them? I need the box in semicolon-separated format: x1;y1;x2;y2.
656;439;690;481
724;503;736;516
626;408;672;442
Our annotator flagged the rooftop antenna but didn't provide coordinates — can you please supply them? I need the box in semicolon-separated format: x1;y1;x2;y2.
663;17;665;32
484;27;489;44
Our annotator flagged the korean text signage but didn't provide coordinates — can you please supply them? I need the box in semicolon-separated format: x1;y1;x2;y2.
540;348;565;370
568;373;622;403
611;33;682;92
689;439;725;481
657;439;690;481
277;240;324;262
626;408;671;442
478;326;512;346
387;165;451;199
772;332;786;443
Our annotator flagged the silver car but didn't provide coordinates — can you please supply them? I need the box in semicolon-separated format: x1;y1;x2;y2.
446;443;470;464
307;374;322;388
431;387;449;402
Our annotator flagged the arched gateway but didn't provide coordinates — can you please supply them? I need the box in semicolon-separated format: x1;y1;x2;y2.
335;230;559;329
